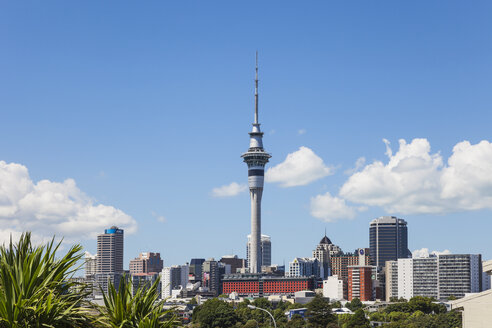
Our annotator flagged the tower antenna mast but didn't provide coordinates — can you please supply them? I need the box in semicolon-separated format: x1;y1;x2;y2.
255;51;259;124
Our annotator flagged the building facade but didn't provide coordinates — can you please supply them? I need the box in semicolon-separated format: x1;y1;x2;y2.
189;258;205;282
312;235;337;280
95;226;124;295
386;254;483;301
131;273;160;297
323;275;344;301
222;274;316;297
202;258;220;296
246;234;272;269
161;264;190;299
370;216;411;269
288;257;320;278
220;255;246;274
348;266;373;301
129;252;163;275
439;254;482;299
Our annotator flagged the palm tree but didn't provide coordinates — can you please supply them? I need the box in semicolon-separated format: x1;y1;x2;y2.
0;232;93;327
96;275;177;328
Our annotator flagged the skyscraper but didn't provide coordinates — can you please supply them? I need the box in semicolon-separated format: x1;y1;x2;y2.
96;226;124;294
246;234;272;269
241;53;271;273
369;216;411;268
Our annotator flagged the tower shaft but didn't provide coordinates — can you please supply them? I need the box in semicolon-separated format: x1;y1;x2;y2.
241;53;271;274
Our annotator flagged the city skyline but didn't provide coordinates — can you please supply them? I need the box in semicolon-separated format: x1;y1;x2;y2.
1;1;492;268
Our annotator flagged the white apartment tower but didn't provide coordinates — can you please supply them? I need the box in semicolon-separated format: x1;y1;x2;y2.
241;53;271;273
386;254;482;301
246;234;272;269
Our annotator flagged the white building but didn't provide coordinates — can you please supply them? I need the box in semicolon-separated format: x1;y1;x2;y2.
85;252;97;278
288;257;320;277
161;264;189;299
246;234;272;269
386;254;482;301
323;275;344;301
397;257;438;301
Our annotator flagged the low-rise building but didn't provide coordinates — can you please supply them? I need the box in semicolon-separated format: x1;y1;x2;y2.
222;273;316;297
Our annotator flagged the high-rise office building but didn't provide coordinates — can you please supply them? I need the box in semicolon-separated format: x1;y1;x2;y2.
129;252;163;275
95;226;124;295
241;53;271;273
246;234;272;269
369;216;411;268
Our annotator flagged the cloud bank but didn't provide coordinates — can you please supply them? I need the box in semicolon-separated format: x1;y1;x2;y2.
310;138;492;221
211;182;247;197
266;147;332;187
339;138;492;214
0;160;137;243
310;192;356;222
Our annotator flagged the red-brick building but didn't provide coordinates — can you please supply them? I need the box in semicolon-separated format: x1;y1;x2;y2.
222;274;316;297
348;265;373;301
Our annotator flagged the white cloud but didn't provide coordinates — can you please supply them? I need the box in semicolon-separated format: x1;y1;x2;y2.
151;211;167;223
412;247;451;258
339;138;492;214
344;157;366;175
211;182;247;198
266;147;333;187
298;129;306;135
310;192;357;222
0;160;137;244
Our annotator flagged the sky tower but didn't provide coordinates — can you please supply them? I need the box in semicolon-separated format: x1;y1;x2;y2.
241;53;271;273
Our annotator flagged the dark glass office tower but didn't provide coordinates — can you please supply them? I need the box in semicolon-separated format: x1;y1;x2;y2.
369;216;411;268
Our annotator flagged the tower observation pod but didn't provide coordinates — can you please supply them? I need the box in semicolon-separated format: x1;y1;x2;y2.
241;52;271;274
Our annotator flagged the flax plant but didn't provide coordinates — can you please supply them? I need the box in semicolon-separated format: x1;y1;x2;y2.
0;232;93;328
96;276;177;328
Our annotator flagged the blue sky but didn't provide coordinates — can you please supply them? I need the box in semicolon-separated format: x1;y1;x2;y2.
1;1;491;268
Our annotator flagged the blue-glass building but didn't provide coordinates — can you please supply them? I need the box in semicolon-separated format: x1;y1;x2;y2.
369;216;411;268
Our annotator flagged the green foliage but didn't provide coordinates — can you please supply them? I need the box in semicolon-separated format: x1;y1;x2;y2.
344;309;370;328
306;294;336;327
345;298;363;312
242;319;258;328
193;298;239;328
286;314;305;328
96;275;176;328
332;301;342;308
0;232;92;328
